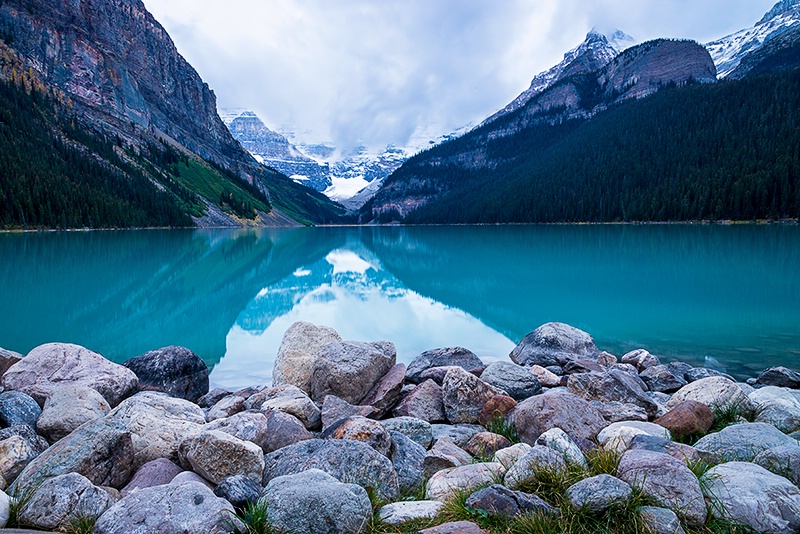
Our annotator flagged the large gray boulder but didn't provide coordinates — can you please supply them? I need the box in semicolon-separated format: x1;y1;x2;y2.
246;384;321;429
666;376;754;415
214;474;262;510
510;390;606;451
406;347;484;384
262;469;372;534
106;391;205;468
756;366;800;389
11;418;134;492
36;385;110;442
93;481;240;534
178;430;265;485
426;462;506;502
1;343;138;406
441;367;502;424
123;346;209;402
310;340;396;404
567;474;632;514
262;439;399;502
749;386;800;433
693;422;798;462
389;430;426;494
575;368;658;417
701;461;800;533
0;391;41;428
19;472;115;531
618;449;706;526
479;362;542;401
272;321;342;393
392;379;446;423
0;425;49;456
640;365;687;393
510;322;598;367
754;445;800;486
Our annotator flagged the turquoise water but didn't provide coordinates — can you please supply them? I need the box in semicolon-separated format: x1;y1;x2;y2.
0;225;798;388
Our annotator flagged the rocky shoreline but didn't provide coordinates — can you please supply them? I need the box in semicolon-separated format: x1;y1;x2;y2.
0;321;799;533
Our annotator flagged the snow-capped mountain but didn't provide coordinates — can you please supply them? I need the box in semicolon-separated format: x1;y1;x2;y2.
483;28;636;125
706;0;800;78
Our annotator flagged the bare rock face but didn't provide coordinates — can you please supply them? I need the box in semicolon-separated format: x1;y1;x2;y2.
310;341;396;405
272;321;342;394
510;323;598;367
1;343;138;407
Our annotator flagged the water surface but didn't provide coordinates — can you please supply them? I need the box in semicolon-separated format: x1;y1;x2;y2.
0;225;797;388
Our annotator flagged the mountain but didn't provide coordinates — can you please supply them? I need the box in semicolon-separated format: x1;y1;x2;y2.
362;38;718;221
0;0;343;228
727;21;800;79
706;0;800;78
484;29;636;125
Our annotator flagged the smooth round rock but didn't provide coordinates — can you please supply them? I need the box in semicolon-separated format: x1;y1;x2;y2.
654;400;714;440
379;500;443;525
693;422;799;462
510;322;598;367
480;362;542;401
321;416;392;457
510;390;606;451
36;385;110;442
178;430;265;485
19;472;115;531
567;474;632;513
0;391;41;428
426;462;505;502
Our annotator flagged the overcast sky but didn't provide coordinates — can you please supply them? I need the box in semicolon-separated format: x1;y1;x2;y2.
144;0;777;152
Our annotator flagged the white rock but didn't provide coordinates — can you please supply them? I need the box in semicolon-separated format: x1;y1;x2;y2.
536;427;587;467
597;421;671;455
749;386;800;433
379;500;444;525
426;462;506;502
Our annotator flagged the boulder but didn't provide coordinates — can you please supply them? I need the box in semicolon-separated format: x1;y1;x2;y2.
423;436;473;478
493;443;532;469
213;474;262;510
620;349;660;372
262;468;371;534
0;425;49;455
575;368;658;417
466;484;555;519
406;347;484;384
321;416;392;457
379;500;443;525
310;340;396;404
361;363;406;417
756;366;800;389
431;423;485;448
179;430;264;485
441;367;502;424
535;427;587;467
750;386;800;433
392;379;446;423
106;391;205;468
389;430;426;494
591;400;649;423
654;400;714;440
0;435;37;483
479;362;542;401
417;366;462;385
617;449;706;526
426;462;506;502
640;365;687;393
382;417;433;449
19;472;115;531
701;461;800;533
1;343;137;406
12;418;134;492
464;432;512;459
666;376;754;414
597;421;671;455
262;439;399;502
754;445;800;486
321;395;376;431
93;481;239;534
478;395;518;427
504;446;566;489
640;506;687;534
0;391;41;427
693;422;798;462
36;385;110;442
123;346;208;402
245;384;321;429
529;365;562;387
566;474;632;513
510;322;598;367
206;395;245;421
205;411;271;452
272;321;342;393
510;390;606;451
121;458;182;496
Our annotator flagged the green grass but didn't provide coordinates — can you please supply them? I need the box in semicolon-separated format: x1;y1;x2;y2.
231;500;281;534
5;483;38;528
485;414;521;445
64;511;99;534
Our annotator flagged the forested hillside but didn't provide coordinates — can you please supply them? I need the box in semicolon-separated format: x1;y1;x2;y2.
368;68;800;224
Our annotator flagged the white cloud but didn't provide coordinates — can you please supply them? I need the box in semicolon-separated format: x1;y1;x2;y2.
143;0;777;152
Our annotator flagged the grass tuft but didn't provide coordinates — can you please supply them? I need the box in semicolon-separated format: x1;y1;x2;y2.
231;499;280;534
5;483;39;528
63;510;99;534
485;414;521;445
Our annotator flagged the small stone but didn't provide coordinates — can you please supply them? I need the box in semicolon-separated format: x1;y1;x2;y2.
640;506;687;534
0;435;37;483
756;366;800;389
530;365;561;387
423;436;472;478
206;395;245;421
478;395;518;427
205;411;272;452
123;346;209;402
441;367;502;424
321;395;375;431
621;349;661;372
406;347;484;384
379;500;443;525
417;366;460;385
361;363;406;417
492;443;532;469
392;379;446;423
213;474;261;510
426;462;506;502
466;484;554;519
0;348;22;376
178;430;265;485
627;434;703;465
0;425;49;455
36;385;110;442
640;365;687;393
504;446;566;489
479;362;542;401
463;432;511;459
321;416;392;457
0;390;41;428
121;458;182;496
654;400;714;440
597;421;671;455
567;474;632;513
590;400;649;423
684;367;734;383
382;417;433;449
510;322;598;367
597;352;618;366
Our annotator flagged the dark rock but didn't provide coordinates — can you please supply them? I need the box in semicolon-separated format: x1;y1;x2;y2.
310;340;396;404
124;346;208;402
466;484;554;519
406;347;484;384
510;322;598;367
262;438;399;502
0;425;49;455
463;432;512;459
0;391;41;427
418;366;459;385
197;388;232;408
665;361;693;381
620;349;661;372
392;379;446;423
441;367;502;424
321;395;375;431
121;458;182;496
423;436;472;478
480;362;542;401
545;365;564;376
430;423;485;448
756;366;800;389
563;359;605;374
361;363;406;417
640;365;687;393
566;474;632;513
510;390;606;451
382;416;433;449
213;474;261;510
261;410;313;453
654;400;714;440
478;395;518;427
389;430;426;494
684;367;734;383
321;416;392;457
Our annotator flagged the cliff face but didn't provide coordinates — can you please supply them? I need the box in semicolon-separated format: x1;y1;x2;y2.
0;0;242;167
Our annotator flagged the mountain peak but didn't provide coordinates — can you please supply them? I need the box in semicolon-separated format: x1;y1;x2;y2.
586;27;637;51
761;0;800;23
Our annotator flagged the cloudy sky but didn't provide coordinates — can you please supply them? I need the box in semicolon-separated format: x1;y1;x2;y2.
144;0;777;152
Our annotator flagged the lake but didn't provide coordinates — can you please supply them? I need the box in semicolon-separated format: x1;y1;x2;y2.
0;224;798;389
